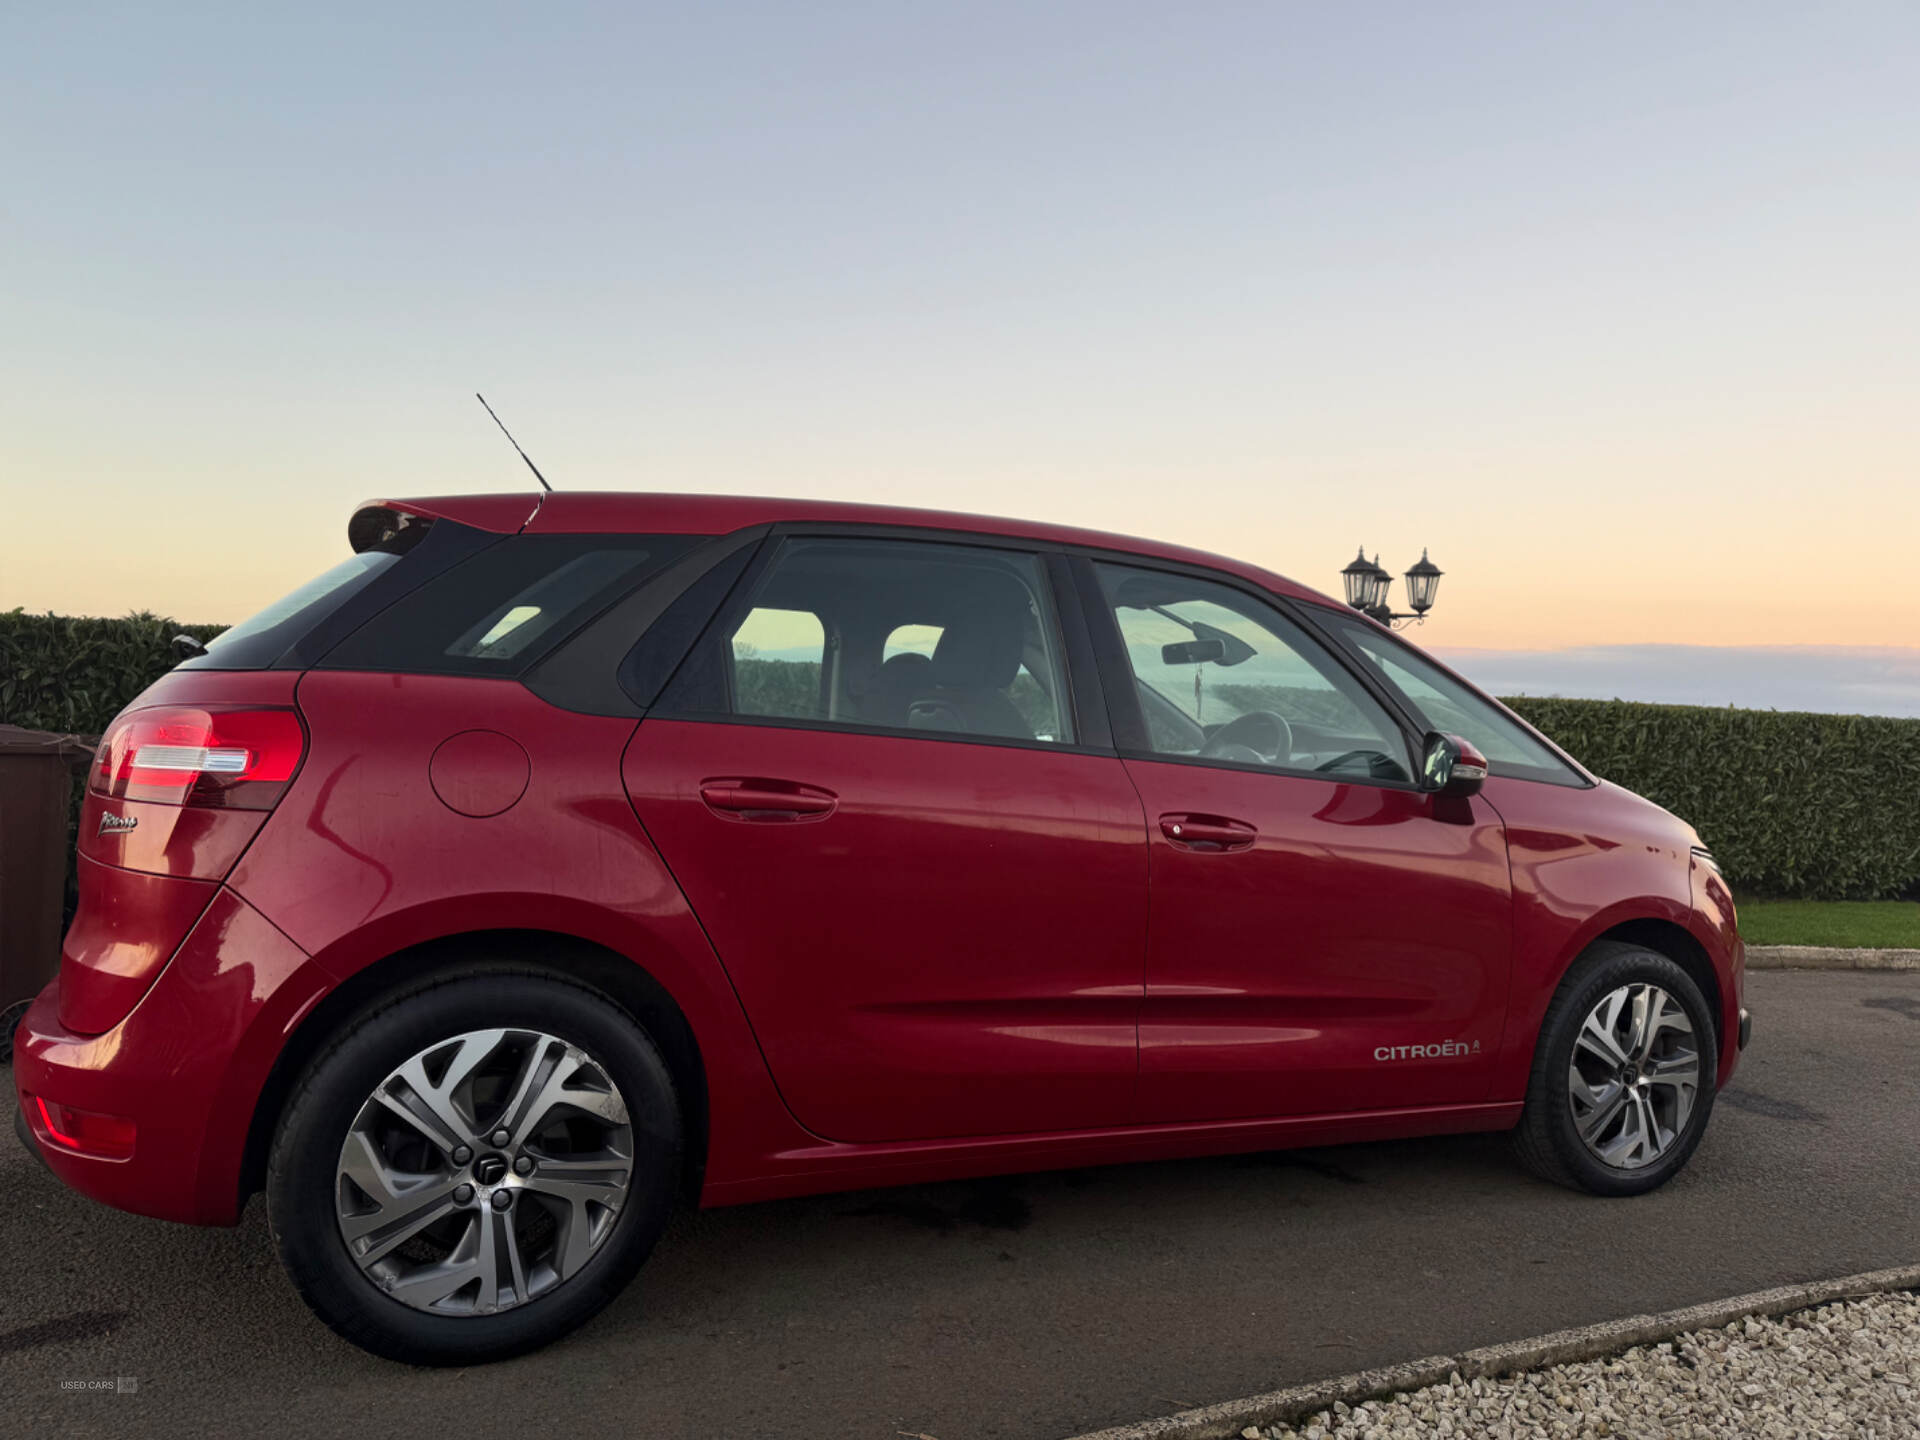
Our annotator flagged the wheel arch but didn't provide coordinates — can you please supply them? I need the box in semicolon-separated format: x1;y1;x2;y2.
238;928;711;1211
1496;896;1734;1103
1591;916;1724;1050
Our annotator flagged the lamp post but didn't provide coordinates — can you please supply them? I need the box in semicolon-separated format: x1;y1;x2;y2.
1341;546;1442;629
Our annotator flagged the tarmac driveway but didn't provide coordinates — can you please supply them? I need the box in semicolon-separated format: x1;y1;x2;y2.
5;969;1916;1439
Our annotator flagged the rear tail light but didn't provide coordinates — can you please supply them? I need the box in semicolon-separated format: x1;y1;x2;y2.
91;707;305;810
30;1095;138;1160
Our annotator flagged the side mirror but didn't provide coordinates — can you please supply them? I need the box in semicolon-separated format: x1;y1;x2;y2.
1420;732;1489;798
1162;637;1227;665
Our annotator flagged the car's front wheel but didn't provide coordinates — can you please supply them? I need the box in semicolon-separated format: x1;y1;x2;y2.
267;969;681;1364
1512;941;1718;1196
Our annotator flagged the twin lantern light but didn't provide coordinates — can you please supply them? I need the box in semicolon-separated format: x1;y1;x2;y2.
1341;547;1443;628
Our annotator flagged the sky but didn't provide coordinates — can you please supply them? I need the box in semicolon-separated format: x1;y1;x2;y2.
4;5;1918;709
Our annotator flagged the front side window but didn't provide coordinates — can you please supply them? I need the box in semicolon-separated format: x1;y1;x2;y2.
1324;614;1585;786
1095;563;1410;781
671;537;1075;746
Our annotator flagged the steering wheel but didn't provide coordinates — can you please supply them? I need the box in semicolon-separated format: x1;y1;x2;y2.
1201;710;1292;765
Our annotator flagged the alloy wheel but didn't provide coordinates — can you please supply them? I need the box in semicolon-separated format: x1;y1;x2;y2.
334;1028;633;1316
1566;983;1701;1170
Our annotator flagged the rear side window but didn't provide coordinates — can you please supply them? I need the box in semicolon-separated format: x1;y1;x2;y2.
201;553;401;666
185;513;448;670
659;536;1075;747
318;534;699;677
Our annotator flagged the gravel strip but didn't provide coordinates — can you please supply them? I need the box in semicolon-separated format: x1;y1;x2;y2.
1241;1291;1920;1440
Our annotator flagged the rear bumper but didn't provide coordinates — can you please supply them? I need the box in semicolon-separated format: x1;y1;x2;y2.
12;886;330;1225
14;1101;51;1175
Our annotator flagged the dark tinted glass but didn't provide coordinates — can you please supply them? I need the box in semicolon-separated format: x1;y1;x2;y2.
184;517;443;670
617;544;759;709
318;534;698;677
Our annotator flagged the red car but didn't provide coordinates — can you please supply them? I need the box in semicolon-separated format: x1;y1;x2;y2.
13;492;1749;1363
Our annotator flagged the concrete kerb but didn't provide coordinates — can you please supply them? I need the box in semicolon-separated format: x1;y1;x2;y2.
1745;945;1920;970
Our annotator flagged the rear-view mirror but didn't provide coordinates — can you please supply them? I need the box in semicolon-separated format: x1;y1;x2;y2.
1191;621;1256;666
1162;638;1227;665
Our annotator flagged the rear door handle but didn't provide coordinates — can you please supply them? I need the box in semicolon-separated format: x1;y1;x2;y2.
700;778;838;822
1159;813;1257;851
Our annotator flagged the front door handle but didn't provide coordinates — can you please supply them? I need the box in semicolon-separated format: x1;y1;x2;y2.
700;778;838;822
1159;813;1257;851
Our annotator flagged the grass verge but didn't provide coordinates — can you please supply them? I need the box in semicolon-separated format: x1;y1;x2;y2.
1737;899;1920;949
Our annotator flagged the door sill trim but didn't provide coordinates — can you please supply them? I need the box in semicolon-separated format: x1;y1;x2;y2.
702;1100;1522;1207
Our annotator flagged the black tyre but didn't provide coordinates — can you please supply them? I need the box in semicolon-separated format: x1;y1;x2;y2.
267;968;680;1364
1512;941;1717;1196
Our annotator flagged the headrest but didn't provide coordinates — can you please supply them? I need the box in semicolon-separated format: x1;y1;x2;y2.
872;650;933;694
930;578;1031;691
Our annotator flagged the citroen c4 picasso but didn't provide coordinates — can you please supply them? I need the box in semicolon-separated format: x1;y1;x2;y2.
13;491;1748;1363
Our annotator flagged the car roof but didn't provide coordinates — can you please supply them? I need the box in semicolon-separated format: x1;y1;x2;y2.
366;490;1340;608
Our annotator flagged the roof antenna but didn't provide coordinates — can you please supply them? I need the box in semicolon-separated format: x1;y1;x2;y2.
475;392;554;492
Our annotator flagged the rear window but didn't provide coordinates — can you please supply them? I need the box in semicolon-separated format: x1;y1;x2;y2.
317;533;700;676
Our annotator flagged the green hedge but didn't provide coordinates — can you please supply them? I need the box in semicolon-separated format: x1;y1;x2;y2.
1505;697;1920;902
2;611;228;919
1;610;226;738
4;612;1914;902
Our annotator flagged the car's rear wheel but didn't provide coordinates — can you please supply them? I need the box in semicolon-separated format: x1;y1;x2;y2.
1512;941;1717;1196
268;969;680;1363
